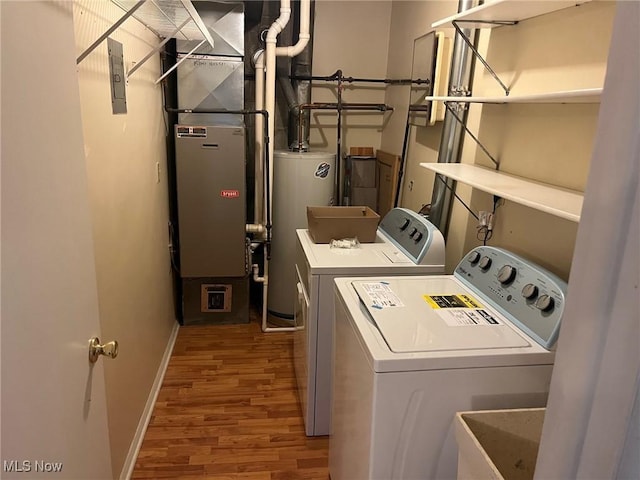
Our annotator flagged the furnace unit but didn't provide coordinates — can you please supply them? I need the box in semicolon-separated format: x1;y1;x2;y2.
175;125;248;324
172;1;248;324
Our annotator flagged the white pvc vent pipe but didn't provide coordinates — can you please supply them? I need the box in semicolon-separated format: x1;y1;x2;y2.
265;0;291;223
258;0;311;333
255;0;311;229
253;49;265;228
275;0;310;58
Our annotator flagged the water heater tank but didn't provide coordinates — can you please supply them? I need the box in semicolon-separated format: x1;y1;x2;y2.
268;151;335;318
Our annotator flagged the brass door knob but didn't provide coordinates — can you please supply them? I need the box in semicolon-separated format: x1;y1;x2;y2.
88;337;119;363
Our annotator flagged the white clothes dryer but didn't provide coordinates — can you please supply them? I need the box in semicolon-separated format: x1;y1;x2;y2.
330;246;567;480
294;208;445;436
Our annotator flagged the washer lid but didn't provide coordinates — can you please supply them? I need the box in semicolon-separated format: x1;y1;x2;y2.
297;229;444;276
351;278;530;353
299;229;393;268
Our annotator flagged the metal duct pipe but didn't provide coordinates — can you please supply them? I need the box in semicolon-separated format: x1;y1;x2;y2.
291;0;315;150
277;57;301;149
277;61;298;109
271;0;314;151
428;0;479;234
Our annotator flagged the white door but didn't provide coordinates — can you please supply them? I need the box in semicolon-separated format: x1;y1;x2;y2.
1;2;113;479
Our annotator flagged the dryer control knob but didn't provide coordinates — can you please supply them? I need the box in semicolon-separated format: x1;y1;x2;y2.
478;256;492;271
497;265;517;284
468;251;481;265
400;218;410;230
414;232;424;243
535;294;555;312
409;227;418;238
521;283;539;300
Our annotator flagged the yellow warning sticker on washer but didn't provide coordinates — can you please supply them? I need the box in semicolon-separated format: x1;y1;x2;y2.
423;294;483;309
437;309;501;326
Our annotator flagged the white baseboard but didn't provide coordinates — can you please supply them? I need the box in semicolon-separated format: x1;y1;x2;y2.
120;321;180;480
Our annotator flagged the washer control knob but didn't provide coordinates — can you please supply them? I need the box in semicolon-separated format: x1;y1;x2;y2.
414;232;424;243
521;283;539;300
497;265;517;284
478;256;492;271
400;218;410;230
468;251;481;265
409;227;418;238
535;294;555;312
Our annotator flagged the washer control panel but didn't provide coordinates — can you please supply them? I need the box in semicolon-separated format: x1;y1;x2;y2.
378;208;444;265
454;246;568;349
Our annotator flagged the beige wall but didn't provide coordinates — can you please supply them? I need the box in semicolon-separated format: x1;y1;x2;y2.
73;1;176;476
381;0;458;212
445;1;616;276
311;0;393;154
310;1;460;208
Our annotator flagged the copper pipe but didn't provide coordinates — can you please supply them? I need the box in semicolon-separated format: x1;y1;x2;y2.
295;102;393;152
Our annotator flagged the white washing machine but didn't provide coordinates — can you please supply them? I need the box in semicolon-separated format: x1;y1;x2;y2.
330;246;568;480
294;208;445;436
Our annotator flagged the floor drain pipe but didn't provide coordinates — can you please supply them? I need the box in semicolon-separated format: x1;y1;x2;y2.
428;0;480;235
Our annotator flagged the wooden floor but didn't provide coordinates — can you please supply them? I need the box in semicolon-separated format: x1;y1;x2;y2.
132;311;329;480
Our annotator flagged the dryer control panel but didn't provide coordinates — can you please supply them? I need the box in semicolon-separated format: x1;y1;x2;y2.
378;208;445;266
454;246;568;349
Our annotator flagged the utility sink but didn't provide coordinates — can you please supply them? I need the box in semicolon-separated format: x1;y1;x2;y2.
454;408;545;480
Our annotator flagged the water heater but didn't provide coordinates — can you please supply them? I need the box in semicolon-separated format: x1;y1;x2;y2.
268;151;336;318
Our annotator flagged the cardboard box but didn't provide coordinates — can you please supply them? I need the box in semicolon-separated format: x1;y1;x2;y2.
349;146;375;156
307;206;380;243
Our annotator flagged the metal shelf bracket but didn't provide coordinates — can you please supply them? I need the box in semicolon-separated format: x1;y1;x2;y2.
77;1;146;65
77;0;215;84
444;101;500;168
127;18;190;79
452;20;515;96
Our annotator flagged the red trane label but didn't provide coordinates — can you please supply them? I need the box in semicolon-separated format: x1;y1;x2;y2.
220;189;240;198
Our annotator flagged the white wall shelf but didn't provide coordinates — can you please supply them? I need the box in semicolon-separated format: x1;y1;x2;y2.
431;0;594;95
78;0;214;82
432;0;593;29
420;163;583;222
425;88;602;104
112;0;214;44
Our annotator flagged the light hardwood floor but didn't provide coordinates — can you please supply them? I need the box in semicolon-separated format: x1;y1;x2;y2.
132;311;330;479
